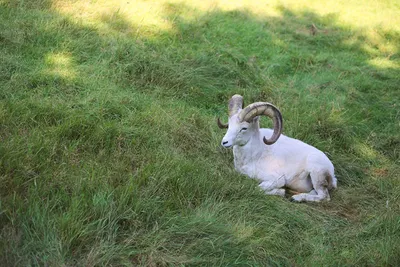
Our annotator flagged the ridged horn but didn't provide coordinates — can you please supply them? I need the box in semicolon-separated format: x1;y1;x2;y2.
238;102;283;145
228;94;244;117
217;94;244;129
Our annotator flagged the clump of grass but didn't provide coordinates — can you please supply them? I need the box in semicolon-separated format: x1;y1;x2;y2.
1;0;399;265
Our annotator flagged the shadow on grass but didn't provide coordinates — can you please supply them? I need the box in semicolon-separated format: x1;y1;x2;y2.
0;0;399;265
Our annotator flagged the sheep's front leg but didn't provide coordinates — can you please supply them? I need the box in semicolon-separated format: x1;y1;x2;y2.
291;189;328;202
259;179;285;197
264;188;286;196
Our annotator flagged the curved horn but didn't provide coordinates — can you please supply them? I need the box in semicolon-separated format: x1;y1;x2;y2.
238;102;283;145
228;94;244;117
217;94;244;129
217;117;228;129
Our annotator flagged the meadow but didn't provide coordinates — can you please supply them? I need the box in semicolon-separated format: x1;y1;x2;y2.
0;0;399;265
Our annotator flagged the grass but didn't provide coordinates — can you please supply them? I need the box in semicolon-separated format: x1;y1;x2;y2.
0;0;399;265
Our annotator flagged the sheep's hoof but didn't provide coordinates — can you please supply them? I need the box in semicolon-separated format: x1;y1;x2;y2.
290;196;301;202
290;194;305;202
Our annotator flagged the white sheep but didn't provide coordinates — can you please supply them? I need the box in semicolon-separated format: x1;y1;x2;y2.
217;94;337;202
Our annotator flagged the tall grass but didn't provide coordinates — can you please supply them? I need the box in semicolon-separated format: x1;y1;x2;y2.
1;0;399;265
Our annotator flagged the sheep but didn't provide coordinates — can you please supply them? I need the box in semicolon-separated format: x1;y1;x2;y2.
217;94;337;202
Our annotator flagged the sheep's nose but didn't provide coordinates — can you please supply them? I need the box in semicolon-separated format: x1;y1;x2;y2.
221;140;232;148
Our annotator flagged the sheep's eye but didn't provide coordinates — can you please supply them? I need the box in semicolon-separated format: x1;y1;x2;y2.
240;127;248;131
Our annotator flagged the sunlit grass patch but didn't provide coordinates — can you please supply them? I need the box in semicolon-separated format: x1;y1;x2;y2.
44;52;76;79
368;57;399;69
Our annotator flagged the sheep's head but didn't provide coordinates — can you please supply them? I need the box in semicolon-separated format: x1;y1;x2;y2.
217;94;283;148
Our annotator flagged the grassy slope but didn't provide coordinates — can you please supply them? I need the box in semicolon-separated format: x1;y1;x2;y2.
0;0;399;265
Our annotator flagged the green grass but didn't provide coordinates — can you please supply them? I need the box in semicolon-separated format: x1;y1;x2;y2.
1;0;399;265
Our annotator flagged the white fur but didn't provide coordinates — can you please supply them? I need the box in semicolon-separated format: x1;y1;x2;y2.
221;112;337;202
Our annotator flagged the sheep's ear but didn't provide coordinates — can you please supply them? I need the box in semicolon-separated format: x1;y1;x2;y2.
252;116;260;124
